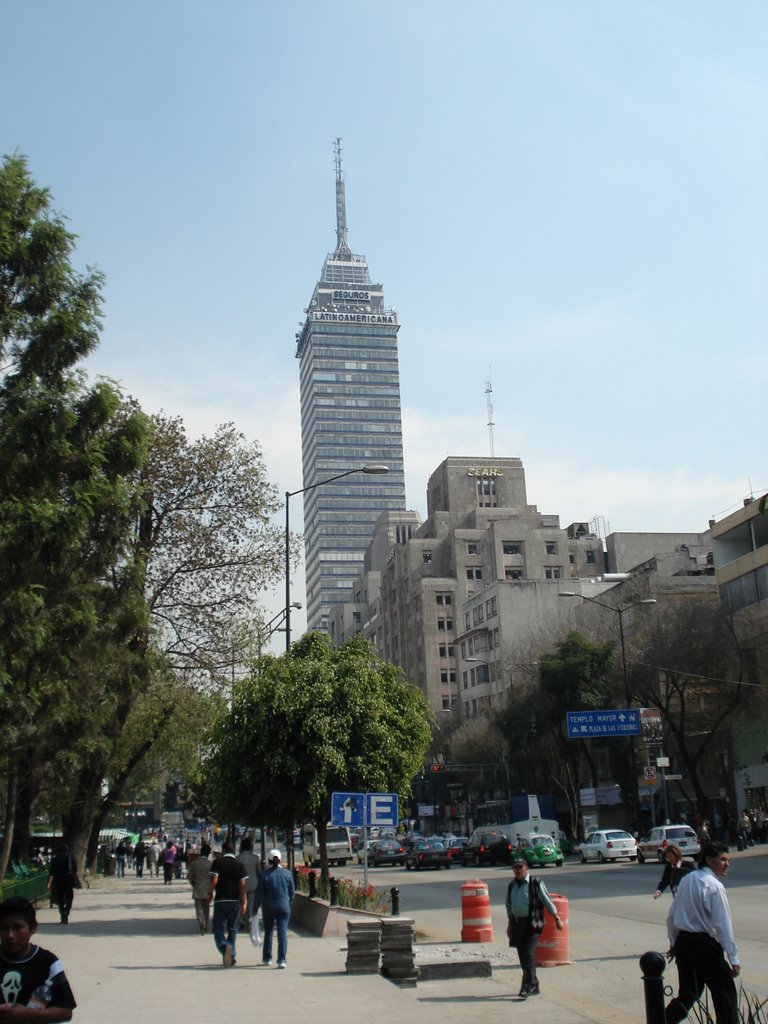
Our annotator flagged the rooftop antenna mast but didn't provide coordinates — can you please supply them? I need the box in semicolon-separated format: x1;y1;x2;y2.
334;137;351;258
485;375;495;458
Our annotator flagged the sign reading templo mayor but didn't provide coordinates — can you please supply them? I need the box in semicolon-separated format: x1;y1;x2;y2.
466;467;504;477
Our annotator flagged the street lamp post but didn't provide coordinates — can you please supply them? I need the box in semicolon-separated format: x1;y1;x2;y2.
559;591;657;823
284;464;388;651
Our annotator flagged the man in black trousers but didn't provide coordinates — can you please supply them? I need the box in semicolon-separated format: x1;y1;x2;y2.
666;840;740;1024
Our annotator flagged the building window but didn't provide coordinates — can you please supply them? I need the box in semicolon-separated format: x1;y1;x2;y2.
460;641;466;657
440;670;449;684
477;604;484;623
486;597;497;617
436;592;452;605
467;543;478;555
466;567;482;580
546;542;558;555
437;618;446;631
493;627;500;647
586;550;596;564
505;568;523;580
503;543;521;555
569;554;575;565
462;672;468;689
352;611;361;624
423;551;432;563
545;567;562;580
464;612;471;629
448;644;455;657
446;617;453;631
442;697;450;711
439;643;447;657
449;670;456;683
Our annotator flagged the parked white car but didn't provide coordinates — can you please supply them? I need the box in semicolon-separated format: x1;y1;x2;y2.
579;829;637;863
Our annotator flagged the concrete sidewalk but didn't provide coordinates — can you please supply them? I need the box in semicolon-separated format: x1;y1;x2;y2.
33;862;767;1024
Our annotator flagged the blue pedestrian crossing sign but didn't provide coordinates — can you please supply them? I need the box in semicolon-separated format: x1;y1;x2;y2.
331;792;399;828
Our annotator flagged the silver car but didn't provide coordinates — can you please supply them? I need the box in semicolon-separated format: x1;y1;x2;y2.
579;829;637;863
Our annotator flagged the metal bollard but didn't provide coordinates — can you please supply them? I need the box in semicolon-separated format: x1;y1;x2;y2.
390;886;400;916
292;867;299;888
329;876;339;906
308;870;317;899
640;951;666;1024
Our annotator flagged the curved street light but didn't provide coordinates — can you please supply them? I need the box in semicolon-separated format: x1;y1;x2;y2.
559;591;657;821
284;464;389;650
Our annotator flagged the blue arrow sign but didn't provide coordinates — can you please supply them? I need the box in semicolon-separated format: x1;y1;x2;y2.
566;709;641;739
331;792;399;827
331;792;364;827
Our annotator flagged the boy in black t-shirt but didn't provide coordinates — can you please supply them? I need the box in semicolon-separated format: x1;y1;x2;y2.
0;897;77;1021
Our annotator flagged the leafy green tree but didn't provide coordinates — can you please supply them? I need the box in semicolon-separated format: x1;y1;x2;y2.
64;413;286;866
202;633;433;881
0;154;151;873
535;631;617;837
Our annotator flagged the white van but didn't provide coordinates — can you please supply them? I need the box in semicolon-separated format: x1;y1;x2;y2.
302;824;352;867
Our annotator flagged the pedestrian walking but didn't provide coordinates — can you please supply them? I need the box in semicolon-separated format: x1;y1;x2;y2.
252;849;295;969
207;841;247;968
505;857;563;998
0;897;77;1020
665;840;740;1024
653;845;694;899
187;843;213;935
237;837;261;927
47;845;77;926
146;840;159;878
115;841;127;879
162;841;176;885
133;839;147;878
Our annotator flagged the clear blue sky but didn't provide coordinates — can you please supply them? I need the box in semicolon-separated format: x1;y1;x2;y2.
3;1;766;635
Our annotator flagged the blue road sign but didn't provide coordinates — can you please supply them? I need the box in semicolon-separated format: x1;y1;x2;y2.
331;792;399;827
331;792;364;827
566;709;641;739
367;792;399;828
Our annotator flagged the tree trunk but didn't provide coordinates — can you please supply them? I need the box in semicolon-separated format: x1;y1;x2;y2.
9;754;38;864
0;768;19;879
62;764;108;873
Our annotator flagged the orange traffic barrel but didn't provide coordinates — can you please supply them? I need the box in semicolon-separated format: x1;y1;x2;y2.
535;893;572;966
460;879;494;942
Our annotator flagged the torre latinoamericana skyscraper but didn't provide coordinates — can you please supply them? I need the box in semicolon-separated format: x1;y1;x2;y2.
294;141;406;632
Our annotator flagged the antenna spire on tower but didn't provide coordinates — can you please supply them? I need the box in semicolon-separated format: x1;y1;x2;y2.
334;138;351;257
485;376;496;458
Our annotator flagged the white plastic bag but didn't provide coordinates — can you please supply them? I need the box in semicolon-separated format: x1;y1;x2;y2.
249;915;262;947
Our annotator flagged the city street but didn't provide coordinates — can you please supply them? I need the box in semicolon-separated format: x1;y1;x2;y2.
347;845;768;1004
28;845;767;1024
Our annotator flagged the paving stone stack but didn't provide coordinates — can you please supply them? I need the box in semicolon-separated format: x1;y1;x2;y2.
345;919;382;974
380;917;419;987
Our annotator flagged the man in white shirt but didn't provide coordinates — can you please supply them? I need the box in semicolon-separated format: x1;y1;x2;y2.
665;841;739;1024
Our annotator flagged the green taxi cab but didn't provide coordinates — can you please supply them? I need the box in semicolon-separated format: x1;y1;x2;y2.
515;832;564;868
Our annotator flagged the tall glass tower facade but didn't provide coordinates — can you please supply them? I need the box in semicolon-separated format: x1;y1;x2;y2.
295;143;406;633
